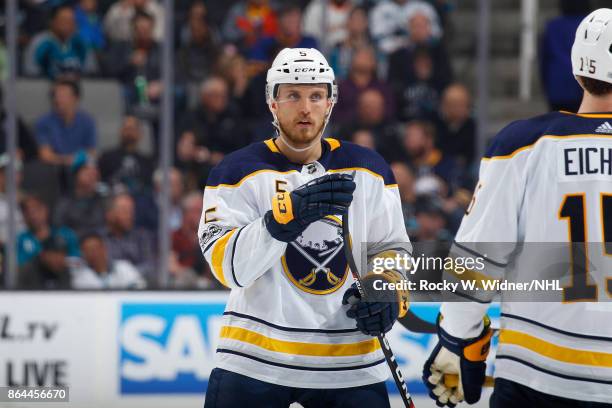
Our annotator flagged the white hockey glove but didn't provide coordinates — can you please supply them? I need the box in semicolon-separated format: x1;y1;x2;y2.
422;314;492;407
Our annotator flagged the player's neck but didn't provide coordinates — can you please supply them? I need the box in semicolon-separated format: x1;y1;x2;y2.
276;136;322;164
577;93;612;114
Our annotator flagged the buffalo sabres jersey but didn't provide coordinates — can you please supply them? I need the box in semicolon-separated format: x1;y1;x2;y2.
440;111;612;403
198;138;411;388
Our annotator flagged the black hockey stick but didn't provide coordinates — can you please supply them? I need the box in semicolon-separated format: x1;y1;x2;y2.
342;206;415;408
399;310;437;333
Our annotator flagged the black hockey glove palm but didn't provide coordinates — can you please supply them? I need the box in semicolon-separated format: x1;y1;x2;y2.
422;314;492;407
265;173;356;242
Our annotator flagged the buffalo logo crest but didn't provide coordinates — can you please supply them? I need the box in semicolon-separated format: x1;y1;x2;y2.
282;216;348;295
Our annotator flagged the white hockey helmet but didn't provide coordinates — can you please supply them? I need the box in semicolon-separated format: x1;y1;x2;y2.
266;48;338;104
571;8;612;84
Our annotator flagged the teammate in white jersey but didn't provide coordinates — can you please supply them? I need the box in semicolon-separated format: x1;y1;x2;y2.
422;8;612;408
199;48;411;407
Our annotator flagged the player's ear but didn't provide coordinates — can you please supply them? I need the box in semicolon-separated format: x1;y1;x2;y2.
269;100;278;114
324;98;332;115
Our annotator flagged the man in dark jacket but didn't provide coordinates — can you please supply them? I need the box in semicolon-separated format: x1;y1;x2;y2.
98;115;154;192
177;76;246;167
18;233;72;290
103;11;162;106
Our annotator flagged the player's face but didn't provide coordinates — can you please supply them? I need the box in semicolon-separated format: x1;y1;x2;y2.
272;84;331;147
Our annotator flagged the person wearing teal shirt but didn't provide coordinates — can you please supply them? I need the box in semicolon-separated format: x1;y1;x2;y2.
16;195;80;266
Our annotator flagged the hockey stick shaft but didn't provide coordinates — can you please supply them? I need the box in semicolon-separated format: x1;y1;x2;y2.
342;206;415;408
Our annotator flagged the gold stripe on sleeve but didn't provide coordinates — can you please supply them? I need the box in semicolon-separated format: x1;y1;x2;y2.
211;229;237;288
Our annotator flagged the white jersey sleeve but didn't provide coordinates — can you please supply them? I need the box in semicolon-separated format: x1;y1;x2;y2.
441;120;532;338
198;166;287;289
364;176;413;272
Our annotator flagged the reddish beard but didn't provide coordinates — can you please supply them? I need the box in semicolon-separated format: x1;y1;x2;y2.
277;117;327;147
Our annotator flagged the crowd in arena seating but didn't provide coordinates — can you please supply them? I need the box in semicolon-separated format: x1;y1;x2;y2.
0;0;480;290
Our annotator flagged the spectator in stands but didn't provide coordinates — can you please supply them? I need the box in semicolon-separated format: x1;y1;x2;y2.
338;89;398;161
175;130;213;191
177;77;246;167
391;161;418;233
349;129;376;150
411;195;450;242
172;192;209;279
222;0;278;51
18;232;73;289
177;2;222;84
328;6;372;80
370;0;441;55
391;161;417;211
133;167;184;232
100;192;156;282
398;120;457;189
103;12;162;107
214;53;250;100
179;1;213;45
334;47;394;124
249;3;317;65
240;71;274;140
0;88;38;162
408;210;450;284
399;119;472;235
98;115;154;192
71;232;146;289
24;5;95;79
74;0;105;52
388;10;452;92
17;195;80;266
35;79;97;166
392;47;445;121
540;0;591;112
167;250;203;289
433;83;476;166
53;158;106;238
0;155;25;246
302;0;353;53
154;168;184;231
103;0;165;43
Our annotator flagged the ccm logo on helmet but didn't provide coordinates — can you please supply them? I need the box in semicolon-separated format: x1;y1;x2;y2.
294;68;316;72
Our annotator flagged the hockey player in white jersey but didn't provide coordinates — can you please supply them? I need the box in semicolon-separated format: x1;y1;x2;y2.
199;48;411;407
422;8;612;408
